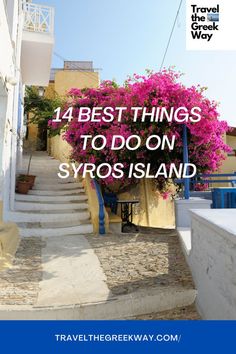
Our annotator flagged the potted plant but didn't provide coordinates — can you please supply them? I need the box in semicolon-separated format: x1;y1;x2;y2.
24;148;36;189
16;175;31;194
18;137;39;189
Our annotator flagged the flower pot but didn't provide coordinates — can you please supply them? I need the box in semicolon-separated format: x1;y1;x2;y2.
17;181;31;194
18;174;36;189
25;175;36;189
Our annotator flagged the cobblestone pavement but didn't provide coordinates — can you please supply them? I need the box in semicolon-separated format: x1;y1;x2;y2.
133;305;201;320
0;237;44;305
0;228;198;319
86;227;194;296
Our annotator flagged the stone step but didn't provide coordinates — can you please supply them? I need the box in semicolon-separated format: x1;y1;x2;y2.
20;172;60;178
17;210;85;215
18;169;60;175
23;164;61;169
15;201;89;211
26;169;61;173
15;194;87;203
18;224;93;237
35;177;76;184
28;189;84;196
32;182;83;191
0;286;197;319
17;219;91;229
28;162;60;165
18;162;61;169
14;154;92;238
7;211;90;223
28;170;61;174
22;157;60;162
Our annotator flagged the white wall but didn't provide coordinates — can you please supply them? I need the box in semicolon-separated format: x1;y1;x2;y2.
0;88;7;203
0;0;15;212
0;1;54;216
0;85;15;212
0;1;15;80
175;198;212;228
0;0;23;216
189;209;236;319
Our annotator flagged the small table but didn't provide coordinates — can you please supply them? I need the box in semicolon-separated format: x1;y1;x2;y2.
116;199;139;232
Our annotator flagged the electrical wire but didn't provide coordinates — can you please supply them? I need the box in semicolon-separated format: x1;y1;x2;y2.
53;51;101;84
160;0;183;71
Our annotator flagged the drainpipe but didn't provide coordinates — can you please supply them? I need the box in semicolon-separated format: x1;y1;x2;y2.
183;124;190;200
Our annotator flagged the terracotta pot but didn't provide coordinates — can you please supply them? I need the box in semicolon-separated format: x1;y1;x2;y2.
25;175;36;189
17;181;31;194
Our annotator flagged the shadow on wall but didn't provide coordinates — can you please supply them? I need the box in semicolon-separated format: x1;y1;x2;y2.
117;180;175;229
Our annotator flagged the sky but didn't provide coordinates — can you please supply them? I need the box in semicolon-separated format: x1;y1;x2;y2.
42;0;236;127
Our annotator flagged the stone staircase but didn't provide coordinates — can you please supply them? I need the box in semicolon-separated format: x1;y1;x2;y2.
8;152;93;237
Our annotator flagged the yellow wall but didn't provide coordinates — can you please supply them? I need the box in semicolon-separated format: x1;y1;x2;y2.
219;135;236;174
45;82;56;99
212;134;236;187
50;135;72;163
27;82;56;149
0;217;19;271
54;70;99;95
214;156;236;187
0;193;19;270
83;174;109;234
27;114;38;150
117;179;175;229
226;135;236;151
219;156;236;174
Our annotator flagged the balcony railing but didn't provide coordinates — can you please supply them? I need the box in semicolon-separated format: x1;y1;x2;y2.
23;2;54;34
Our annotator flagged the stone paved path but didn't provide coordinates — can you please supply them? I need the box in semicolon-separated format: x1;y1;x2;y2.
0;238;44;305
86;227;194;296
0;227;199;319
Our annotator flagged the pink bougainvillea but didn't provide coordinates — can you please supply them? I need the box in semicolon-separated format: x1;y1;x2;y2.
48;69;231;193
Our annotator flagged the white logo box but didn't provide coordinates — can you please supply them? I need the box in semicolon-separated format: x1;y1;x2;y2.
186;0;236;50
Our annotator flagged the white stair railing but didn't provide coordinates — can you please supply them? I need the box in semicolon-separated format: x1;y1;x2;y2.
23;2;54;34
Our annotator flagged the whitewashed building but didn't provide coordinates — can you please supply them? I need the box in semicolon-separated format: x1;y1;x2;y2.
0;0;54;242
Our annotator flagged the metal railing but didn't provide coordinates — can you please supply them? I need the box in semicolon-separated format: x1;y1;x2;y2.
191;172;236;186
23;2;54;34
93;180;105;235
175;172;236;199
